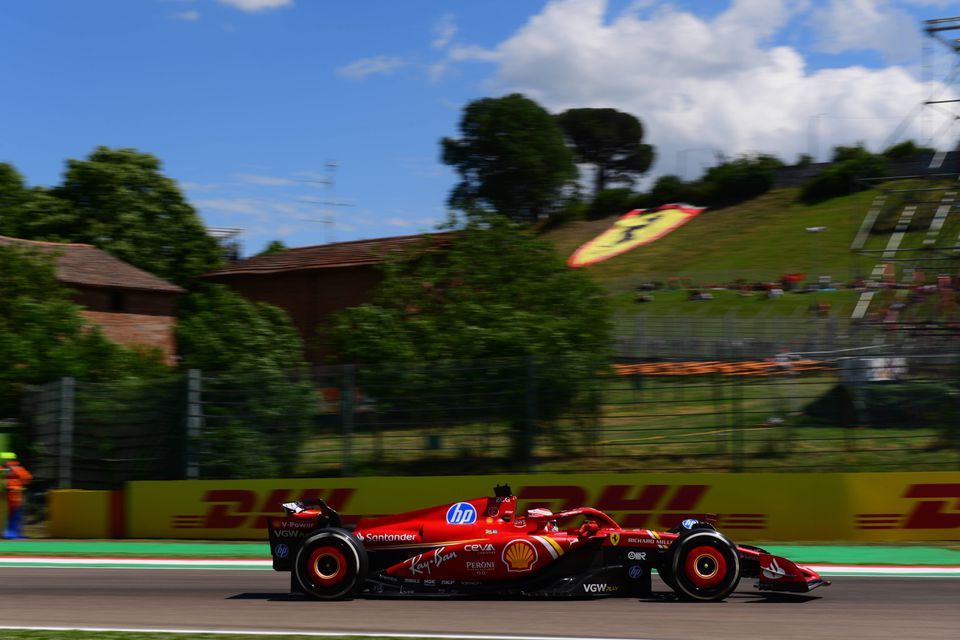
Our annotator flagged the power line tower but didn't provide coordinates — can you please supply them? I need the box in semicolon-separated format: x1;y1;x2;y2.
847;17;960;337
921;16;960;153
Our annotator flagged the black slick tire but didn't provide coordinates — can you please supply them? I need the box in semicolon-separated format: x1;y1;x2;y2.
294;528;368;600
669;530;741;601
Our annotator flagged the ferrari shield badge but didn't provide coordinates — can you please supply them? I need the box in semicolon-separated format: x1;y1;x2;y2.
567;203;706;268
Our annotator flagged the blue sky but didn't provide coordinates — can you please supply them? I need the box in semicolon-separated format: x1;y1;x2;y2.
2;0;958;256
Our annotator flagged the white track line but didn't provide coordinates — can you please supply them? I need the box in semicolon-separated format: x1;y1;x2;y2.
0;627;652;640
807;564;960;575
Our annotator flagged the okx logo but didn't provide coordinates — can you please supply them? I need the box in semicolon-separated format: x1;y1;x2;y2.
446;502;477;525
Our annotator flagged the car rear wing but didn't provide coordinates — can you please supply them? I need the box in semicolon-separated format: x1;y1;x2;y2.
281;498;343;528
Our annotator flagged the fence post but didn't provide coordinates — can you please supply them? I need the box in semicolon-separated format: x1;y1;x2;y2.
525;356;538;472
58;377;74;489
186;369;202;480
730;349;744;471
341;365;355;477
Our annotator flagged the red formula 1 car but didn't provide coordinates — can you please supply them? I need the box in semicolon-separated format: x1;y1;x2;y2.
267;485;828;602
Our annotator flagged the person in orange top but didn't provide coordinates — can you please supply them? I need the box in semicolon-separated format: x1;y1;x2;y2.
2;452;32;539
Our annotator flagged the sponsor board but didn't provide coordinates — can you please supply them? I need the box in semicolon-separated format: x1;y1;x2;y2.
101;472;960;541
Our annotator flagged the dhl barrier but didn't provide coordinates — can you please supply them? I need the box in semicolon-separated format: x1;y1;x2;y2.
613;360;833;377
48;472;960;542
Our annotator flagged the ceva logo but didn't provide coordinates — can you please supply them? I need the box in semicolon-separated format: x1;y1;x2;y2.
446;502;478;525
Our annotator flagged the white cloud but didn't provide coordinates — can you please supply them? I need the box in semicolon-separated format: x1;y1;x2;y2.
181;181;222;192
236;173;296;186
172;10;200;21
387;217;413;227
217;0;292;12
337;55;406;80
901;0;955;6
462;0;956;178
809;0;919;62
195;198;261;215
433;13;457;49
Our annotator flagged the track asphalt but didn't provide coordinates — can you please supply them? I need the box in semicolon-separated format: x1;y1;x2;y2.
1;539;959;565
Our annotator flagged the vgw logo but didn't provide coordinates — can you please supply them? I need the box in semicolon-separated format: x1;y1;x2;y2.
446;502;477;525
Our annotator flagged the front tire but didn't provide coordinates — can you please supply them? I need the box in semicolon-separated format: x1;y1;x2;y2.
294;528;368;600
669;530;741;601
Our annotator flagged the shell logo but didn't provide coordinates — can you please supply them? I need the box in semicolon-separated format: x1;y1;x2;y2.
502;539;538;572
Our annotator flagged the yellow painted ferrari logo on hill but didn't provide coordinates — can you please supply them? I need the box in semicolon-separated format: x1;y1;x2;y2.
567;204;706;268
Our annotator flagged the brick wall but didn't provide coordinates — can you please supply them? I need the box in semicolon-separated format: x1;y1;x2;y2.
81;310;179;365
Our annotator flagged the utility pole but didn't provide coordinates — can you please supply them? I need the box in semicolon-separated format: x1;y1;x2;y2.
300;160;352;244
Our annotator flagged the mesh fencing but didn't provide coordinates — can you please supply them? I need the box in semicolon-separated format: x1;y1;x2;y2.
22;350;960;488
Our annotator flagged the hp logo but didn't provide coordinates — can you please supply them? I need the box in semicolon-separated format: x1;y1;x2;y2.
446;502;478;525
628;565;644;579
274;543;289;559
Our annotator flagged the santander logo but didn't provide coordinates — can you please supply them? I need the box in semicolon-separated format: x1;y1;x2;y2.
762;558;784;580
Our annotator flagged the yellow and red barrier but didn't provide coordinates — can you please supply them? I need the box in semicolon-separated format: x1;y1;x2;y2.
613;360;833;377
47;472;960;542
47;489;124;539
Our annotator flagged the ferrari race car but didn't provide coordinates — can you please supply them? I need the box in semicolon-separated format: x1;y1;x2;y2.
267;485;828;602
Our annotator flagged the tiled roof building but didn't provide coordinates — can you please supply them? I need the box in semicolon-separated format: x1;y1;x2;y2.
202;232;454;363
0;235;184;363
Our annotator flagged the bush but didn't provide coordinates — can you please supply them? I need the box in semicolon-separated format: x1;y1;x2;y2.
588;188;640;219
804;382;958;430
800;145;887;204
699;154;783;208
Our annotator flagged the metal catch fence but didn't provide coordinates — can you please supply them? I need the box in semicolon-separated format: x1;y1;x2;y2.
21;349;960;489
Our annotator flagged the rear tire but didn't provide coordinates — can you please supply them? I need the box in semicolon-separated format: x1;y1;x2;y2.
669;530;741;601
294;528;368;600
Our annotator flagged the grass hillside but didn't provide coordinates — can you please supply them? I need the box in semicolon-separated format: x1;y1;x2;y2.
544;181;958;319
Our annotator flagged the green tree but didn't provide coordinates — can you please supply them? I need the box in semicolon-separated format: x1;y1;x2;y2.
0;163;30;236
800;144;887;204
0;245;166;417
258;239;288;256
882;140;936;161
442;94;577;223
9;147;223;288
588;188;641;220
175;284;316;478
637;175;693;208
330;214;612;460
176;284;309;373
699;154;784;208
556;108;654;194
